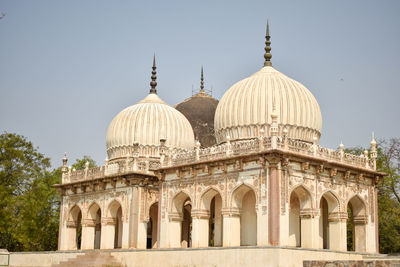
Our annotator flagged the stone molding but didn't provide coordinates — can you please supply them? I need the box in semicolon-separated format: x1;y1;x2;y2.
101;217;117;226
328;212;348;222
81;219;96;227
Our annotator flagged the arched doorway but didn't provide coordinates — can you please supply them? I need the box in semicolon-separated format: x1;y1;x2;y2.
85;203;101;250
108;200;123;249
319;192;340;250
347;196;367;252
171;192;192;248
67;205;82;250
200;188;223;247
147;202;158;249
231;184;257;246
289;186;312;248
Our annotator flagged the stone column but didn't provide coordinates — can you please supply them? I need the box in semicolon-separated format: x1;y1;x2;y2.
222;209;240;247
354;215;368;252
214;196;223;247
300;209;319;248
168;213;183;248
328;212;347;251
374;187;379;253
268;158;280;246
121;216;130;249
191;210;210;248
65;221;78;250
256;206;268;246
137;220;147;249
81;219;96;250
100;217;116;249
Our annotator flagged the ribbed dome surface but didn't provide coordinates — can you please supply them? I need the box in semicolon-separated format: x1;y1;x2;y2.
106;93;195;160
214;66;322;144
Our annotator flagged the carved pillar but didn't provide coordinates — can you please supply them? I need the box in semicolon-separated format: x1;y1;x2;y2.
121;215;130;249
167;213;183;248
57;196;65;250
137;220;147;249
374;186;379;253
222;209;241;247
328;212;347;251
267;157;280;246
65;220;78;250
353;215;368;252
81;219;96;250
300;209;319;248
191;210;210;248
100;217;116;249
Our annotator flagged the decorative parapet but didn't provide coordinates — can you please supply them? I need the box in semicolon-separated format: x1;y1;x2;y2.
61;136;377;184
61;157;161;184
163;137;376;171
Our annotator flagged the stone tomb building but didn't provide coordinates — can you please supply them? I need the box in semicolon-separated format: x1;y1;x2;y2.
56;24;383;254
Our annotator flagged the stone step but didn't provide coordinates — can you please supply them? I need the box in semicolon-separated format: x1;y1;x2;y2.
51;252;124;267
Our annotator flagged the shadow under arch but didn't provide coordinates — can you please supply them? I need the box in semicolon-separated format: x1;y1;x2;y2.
346;194;368;252
230;183;257;246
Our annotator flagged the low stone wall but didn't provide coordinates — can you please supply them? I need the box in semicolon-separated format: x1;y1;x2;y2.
6;246;378;267
303;260;400;267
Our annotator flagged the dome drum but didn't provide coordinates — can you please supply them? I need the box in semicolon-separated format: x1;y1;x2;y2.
215;124;321;144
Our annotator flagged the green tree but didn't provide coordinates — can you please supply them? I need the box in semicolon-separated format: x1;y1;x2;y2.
0;132;97;251
71;155;96;170
0;132;51;251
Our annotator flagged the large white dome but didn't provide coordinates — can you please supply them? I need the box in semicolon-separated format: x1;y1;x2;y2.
215;66;322;144
214;24;322;144
107;93;195;160
106;58;195;161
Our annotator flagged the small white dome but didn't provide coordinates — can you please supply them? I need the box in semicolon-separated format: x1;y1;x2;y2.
106;93;195;160
214;66;322;144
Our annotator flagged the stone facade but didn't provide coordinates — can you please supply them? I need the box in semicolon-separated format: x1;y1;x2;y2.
56;135;382;253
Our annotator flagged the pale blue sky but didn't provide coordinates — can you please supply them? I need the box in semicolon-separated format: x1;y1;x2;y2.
1;0;399;167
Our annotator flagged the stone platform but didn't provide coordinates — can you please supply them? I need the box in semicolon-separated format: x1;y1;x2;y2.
2;246;399;267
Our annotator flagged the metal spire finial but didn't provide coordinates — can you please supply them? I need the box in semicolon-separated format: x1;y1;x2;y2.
149;54;157;94
200;66;204;92
264;20;272;67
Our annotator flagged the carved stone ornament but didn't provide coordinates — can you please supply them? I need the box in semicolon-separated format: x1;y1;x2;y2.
344;170;351;180
330;168;337;177
302;162;310;171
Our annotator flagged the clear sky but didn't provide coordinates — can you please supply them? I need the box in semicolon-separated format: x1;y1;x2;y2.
1;0;399;167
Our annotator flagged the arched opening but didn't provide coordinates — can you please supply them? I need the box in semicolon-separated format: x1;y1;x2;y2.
318;191;340;250
108;200;123;249
231;184;257;246
171;192;192;248
67;205;82;250
200;188;223;247
181;200;192;248
147;202;158;249
289;186;312;248
87;203;102;250
289;193;301;247
347;196;367;252
320;197;329;249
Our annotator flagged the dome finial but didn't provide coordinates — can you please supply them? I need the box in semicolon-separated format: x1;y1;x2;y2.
200;66;205;92
150;54;157;94
264;20;272;67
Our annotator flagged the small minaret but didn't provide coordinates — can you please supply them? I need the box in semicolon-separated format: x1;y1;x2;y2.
370;132;377;170
61;153;68;183
264;20;272;67
270;106;279;149
149;54;157;94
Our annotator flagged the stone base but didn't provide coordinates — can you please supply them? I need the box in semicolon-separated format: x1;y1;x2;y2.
6;247;398;267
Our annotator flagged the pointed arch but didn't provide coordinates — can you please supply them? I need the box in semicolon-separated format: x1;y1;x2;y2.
171;191;192;215
319;190;341;213
87;202;102;220
289;185;313;209
107;199;124;218
346;194;367;217
230;183;257;209
199;186;223;211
